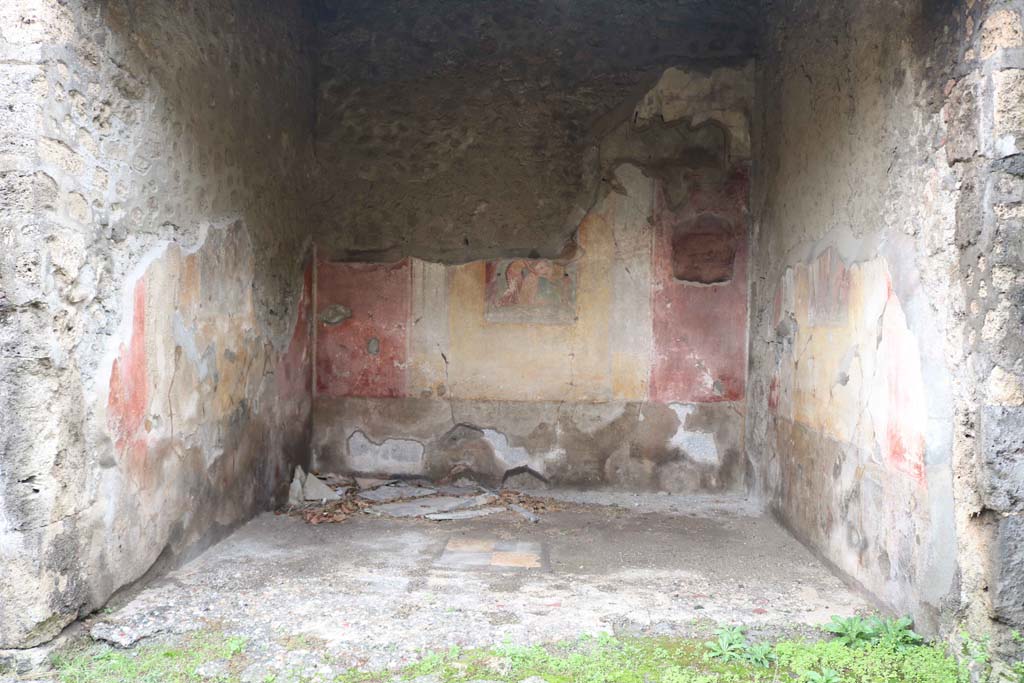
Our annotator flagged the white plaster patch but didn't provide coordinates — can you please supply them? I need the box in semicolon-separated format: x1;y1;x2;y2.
0;482;18;557
481;428;530;469
346;431;425;475
667;404;719;465
480;428;561;476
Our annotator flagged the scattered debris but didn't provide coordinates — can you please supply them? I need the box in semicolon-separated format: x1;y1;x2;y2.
502;466;550;491
288;466;306;507
299;494;374;525
355;477;395;489
369;495;483;518
425;507;505;521
358;484;437;503
507;503;541;524
454;493;499;509
499;489;561;515
304;474;342;502
434;484;482;496
288;466;346;504
321;473;356;488
288;474;558;525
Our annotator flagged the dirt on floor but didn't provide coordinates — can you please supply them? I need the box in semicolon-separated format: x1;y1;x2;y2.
16;491;866;681
1;492;872;681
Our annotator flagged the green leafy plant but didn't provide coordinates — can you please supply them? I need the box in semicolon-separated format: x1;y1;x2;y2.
824;616;873;647
744;642;777;667
867;616;923;651
824;614;922;650
960;631;991;665
703;626;748;663
803;668;842;683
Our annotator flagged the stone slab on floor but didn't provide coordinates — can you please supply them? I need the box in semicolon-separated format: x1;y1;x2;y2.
435;537;547;570
368;495;475;517
80;493;869;678
426;507;505;521
358;484;436;503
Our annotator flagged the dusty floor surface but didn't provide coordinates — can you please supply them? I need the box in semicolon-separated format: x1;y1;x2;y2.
54;492;871;681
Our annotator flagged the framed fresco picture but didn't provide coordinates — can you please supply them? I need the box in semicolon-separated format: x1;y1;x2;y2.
484;258;577;324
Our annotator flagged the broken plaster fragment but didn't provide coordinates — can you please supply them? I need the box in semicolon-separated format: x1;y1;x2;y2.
319;303;352;325
303;474;341;502
358;484;435;503
288;466;306;506
426;507;504;521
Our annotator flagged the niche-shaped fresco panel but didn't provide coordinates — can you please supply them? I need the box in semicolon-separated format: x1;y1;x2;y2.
671;213;736;284
484;259;577;324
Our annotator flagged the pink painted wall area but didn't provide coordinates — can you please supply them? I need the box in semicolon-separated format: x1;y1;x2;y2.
316;259;411;398
107;279;149;483
649;166;750;403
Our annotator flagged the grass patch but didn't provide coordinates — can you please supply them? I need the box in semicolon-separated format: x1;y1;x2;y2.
52;617;1016;683
367;630;972;683
53;630;247;683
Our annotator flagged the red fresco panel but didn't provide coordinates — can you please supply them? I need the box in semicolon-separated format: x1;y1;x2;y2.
649;166;749;403
316;259;411;398
107;278;150;480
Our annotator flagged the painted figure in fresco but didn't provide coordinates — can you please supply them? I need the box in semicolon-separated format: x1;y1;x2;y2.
497;259;567;307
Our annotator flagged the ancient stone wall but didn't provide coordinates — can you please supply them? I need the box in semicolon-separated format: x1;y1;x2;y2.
311;66;754;493
750;0;1024;651
311;0;758;263
0;0;316;648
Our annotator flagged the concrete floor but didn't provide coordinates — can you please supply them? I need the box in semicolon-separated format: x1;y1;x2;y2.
84;493;868;680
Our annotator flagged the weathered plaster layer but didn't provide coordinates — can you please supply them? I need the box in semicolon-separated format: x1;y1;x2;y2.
0;0;315;648
750;0;1024;652
314;397;746;493
312;65;753;494
311;1;758;263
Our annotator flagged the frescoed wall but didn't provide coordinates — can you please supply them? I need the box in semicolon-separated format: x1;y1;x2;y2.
651;167;750;404
310;64;754;491
105;221;313;533
312;154;752;490
0;0;318;648
316;261;411;399
768;250;928;484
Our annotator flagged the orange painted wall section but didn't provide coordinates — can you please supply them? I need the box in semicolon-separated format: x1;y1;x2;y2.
769;249;928;485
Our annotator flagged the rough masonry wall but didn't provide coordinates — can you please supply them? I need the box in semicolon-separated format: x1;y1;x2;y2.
311;0;758;263
312;66;753;493
750;0;1024;649
0;0;316;648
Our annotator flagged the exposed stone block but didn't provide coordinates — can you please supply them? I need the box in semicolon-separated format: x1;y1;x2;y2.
981;9;1024;60
987;367;1024;406
993;69;1024;157
993;514;1024;626
980;405;1024;513
944;76;978;163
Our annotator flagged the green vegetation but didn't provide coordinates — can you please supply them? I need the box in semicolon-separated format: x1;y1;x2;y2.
53;630;247;683
379;628;968;683
51;616;1023;683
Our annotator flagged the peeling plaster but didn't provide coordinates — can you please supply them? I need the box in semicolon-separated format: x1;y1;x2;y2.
347;430;425;475
668;404;720;465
